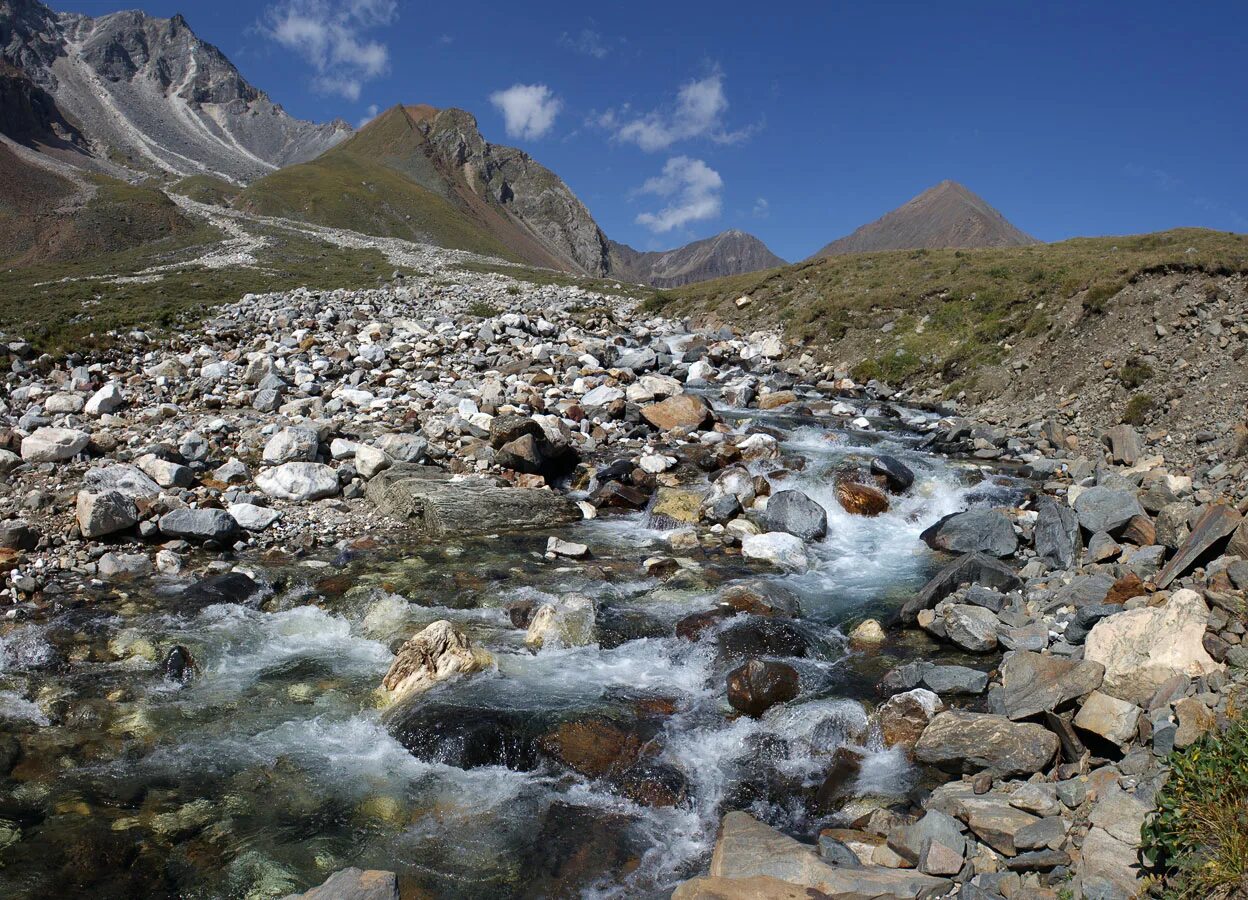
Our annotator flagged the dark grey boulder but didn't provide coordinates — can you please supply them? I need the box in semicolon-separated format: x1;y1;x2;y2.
1073;487;1144;535
921;509;1018;558
871;455;915;493
181;572;261;607
158;508;238;543
1034;496;1080;568
999;651;1105;720
898;553;1021;625
762;489;828;542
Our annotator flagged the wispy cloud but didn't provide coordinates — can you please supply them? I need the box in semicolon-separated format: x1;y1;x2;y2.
262;0;395;101
559;28;609;59
599;68;752;152
437;34;453;45
489;84;563;140
357;103;379;128
1124;162;1248;230
752;197;770;218
635;156;723;233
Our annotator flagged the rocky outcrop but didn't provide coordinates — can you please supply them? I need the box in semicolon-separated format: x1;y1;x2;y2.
1;0;350;181
380;620;494;702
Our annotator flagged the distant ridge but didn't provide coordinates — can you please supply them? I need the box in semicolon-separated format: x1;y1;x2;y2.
609;230;785;288
812;180;1039;257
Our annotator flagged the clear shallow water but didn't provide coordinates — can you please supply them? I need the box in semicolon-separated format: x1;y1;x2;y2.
0;400;1022;898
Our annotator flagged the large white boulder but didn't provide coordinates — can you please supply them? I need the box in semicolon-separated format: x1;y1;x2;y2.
256;462;340;501
21;427;89;462
742;532;810;571
1084;589;1222;704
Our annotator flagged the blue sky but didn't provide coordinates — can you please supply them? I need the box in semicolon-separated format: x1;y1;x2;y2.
61;0;1248;260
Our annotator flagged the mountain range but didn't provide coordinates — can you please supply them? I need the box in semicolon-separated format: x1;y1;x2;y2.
0;0;1040;286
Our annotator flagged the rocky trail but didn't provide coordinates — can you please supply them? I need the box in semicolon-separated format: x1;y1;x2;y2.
1;226;1247;900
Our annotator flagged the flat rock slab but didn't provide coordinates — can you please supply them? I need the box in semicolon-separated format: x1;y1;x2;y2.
1155;503;1243;588
1000;651;1105;720
915;711;1058;777
366;464;580;537
280;867;398;900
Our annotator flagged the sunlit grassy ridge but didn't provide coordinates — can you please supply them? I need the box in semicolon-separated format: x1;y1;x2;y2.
656;228;1248;386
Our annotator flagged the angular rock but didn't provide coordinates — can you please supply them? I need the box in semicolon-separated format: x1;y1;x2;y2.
941;604;1000;652
1155;503;1243;588
1073;487;1145;535
158;508;238;543
871;455;915;493
762;489;828;542
878;688;942;750
84;382;124;416
922;509;1018;558
525;594;596;649
21;427;89;462
227;503;282;531
280;867;399;900
1035;496;1080;568
915;711;1058;777
76;490;138;538
708;812;951;898
262;426;320;464
899;553;1021;625
1084;589;1223;703
1000;651;1105;720
1073;691;1141;746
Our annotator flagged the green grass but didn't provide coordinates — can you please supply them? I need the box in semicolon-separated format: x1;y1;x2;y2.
1123;392;1156;425
0;226;405;353
238;150;522;262
1119;355;1156;389
666;228;1248;389
168;174;242;206
1143;714;1248;899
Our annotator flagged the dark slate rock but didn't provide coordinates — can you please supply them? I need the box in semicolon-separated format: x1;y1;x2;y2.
921;509;1018;558
1035;496;1080;569
898;553;1022;625
761;489;828;542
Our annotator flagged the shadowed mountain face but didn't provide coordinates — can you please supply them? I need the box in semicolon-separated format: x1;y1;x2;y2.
812;180;1039;257
609;230;786;288
0;0;350;181
240;105;612;276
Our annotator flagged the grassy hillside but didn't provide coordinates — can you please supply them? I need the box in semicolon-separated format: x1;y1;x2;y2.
0;223;407;353
658;228;1248;390
169;174;242;206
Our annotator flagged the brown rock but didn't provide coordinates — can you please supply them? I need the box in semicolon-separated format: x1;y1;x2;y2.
879;688;943;750
1173;697;1216;748
1104;573;1146;605
1121;514;1156;547
758;390;799;410
837;481;890;517
676;607;737;641
641;394;713;431
538;718;646;778
727;659;800;717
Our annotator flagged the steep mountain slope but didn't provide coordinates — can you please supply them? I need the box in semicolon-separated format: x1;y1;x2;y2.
0;0;350;181
812;180;1039;257
609;230;786;288
239;105;611;275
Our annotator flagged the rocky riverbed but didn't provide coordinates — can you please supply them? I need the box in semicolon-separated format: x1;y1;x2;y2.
1;261;1247;899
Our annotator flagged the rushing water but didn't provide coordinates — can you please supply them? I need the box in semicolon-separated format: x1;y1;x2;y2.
0;395;1021;898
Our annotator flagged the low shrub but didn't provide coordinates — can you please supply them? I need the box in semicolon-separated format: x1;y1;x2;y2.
1122;393;1156;425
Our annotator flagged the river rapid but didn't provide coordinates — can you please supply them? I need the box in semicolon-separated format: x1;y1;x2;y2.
0;394;1022;898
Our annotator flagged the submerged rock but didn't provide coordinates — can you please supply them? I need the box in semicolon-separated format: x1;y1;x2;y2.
180;571;262;606
525;594;596;649
280;867;399;900
836;480;890;517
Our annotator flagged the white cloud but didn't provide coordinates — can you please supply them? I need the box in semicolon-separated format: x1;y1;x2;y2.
752;197;769;218
608;69;749;152
438;34;453;45
560;28;608;58
263;0;395;101
489;84;562;140
356;103;379;128
635;156;723;233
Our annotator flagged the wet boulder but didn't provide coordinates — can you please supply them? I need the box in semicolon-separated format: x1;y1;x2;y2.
280;867;399;900
380;620;494;703
386;702;552;770
871;455;915;493
537;715;659;778
718;580;802;618
836;480;890;517
163;645;198;684
921;509;1018;558
761;489;828;542
367;464;580;536
718;618;810;659
727;658;800;717
525;594;596;649
741;532;810;570
180;571;261;607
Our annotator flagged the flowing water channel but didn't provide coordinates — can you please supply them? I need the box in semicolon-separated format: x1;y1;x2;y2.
0;395;1022;898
